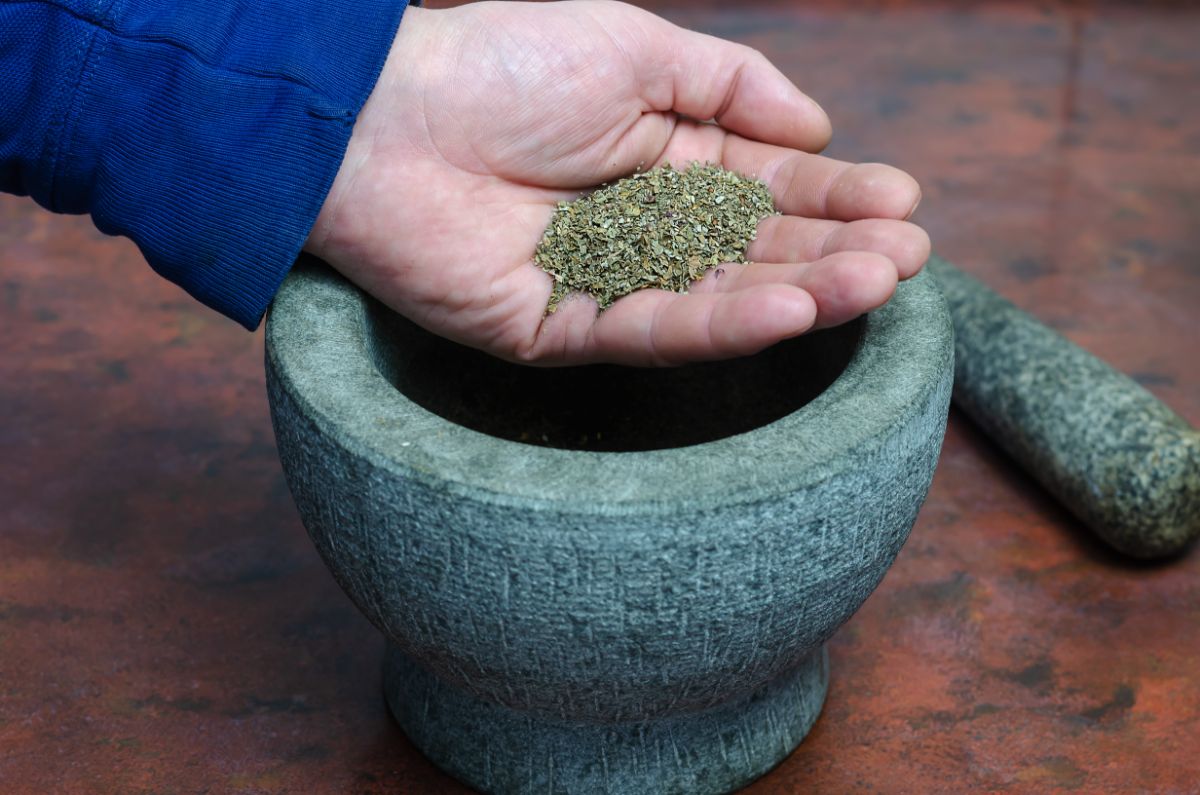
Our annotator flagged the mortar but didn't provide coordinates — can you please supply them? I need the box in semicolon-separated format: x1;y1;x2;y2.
265;256;954;794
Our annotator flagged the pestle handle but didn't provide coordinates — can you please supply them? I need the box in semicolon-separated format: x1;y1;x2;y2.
926;255;1200;559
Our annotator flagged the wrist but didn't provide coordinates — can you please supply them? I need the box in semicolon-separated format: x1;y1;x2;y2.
306;6;437;262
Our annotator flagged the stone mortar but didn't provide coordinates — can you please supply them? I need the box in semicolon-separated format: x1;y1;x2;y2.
265;256;954;794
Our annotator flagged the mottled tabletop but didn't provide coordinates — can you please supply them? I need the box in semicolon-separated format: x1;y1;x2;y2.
2;1;1198;793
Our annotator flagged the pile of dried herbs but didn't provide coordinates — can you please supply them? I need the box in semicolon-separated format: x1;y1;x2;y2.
534;162;777;312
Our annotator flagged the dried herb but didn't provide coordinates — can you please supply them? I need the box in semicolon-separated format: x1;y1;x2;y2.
534;162;777;312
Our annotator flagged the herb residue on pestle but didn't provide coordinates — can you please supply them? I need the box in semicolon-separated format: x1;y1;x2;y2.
534;163;777;312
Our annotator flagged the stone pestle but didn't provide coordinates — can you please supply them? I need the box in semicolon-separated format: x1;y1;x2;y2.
926;255;1200;559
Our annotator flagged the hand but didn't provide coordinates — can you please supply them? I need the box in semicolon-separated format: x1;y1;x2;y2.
305;1;929;366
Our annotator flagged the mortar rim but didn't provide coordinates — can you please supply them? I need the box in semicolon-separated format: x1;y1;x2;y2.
265;257;952;514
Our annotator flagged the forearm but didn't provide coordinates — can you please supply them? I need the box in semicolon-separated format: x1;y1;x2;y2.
1;0;411;328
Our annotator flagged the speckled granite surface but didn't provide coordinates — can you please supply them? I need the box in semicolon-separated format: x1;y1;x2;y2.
929;256;1200;558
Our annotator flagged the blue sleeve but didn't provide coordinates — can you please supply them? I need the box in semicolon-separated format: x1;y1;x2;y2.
1;0;411;329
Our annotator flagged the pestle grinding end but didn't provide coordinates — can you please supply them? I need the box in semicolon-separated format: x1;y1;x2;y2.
926;255;1200;559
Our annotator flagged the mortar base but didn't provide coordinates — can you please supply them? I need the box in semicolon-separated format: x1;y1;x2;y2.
383;643;829;794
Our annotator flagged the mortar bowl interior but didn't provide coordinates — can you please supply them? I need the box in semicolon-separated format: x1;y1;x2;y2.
364;292;862;453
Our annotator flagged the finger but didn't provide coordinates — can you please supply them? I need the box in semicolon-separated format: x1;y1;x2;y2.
721;135;921;221
637;14;831;152
688;252;898;330
796;252;899;330
747;216;931;278
583;284;818;366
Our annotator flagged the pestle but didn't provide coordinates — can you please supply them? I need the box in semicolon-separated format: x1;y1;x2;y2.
925;255;1200;559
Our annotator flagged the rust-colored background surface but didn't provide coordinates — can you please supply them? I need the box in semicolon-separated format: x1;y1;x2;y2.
3;1;1198;792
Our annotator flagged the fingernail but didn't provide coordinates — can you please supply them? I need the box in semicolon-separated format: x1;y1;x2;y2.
906;192;923;220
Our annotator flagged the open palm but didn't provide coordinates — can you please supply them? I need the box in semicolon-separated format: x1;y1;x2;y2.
305;1;929;366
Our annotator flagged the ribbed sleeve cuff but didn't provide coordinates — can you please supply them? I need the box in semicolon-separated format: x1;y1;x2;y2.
54;0;412;329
